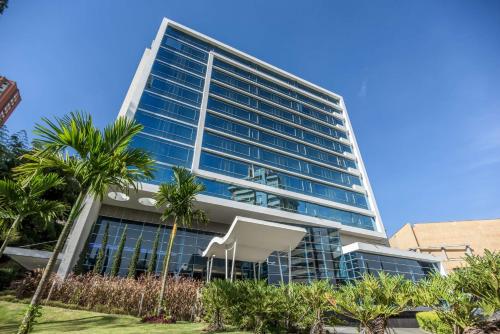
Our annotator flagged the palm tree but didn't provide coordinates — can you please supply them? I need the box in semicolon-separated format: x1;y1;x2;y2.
331;273;416;334
155;166;208;316
15;112;153;334
0;173;66;258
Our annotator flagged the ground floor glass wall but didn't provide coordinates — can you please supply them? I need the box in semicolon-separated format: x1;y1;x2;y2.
340;251;439;282
81;216;343;283
81;217;436;283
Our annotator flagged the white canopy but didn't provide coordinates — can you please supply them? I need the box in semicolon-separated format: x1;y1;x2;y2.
202;216;307;263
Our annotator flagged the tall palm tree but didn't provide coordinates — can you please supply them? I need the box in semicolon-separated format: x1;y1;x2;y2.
0;173;66;258
331;273;416;334
155;166;208;316
14;112;153;334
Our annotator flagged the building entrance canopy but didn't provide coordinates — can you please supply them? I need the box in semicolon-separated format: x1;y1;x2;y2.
202;216;307;281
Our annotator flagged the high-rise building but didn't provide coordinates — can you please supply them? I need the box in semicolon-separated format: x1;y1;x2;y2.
55;19;443;282
390;218;500;272
0;76;21;126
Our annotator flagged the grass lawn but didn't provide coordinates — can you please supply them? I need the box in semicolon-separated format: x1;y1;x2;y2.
0;301;247;334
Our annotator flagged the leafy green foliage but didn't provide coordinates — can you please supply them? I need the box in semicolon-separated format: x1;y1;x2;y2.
202;279;234;331
332;273;415;334
416;311;453;334
127;234;142;279
0;127;28;179
15;112;154;200
0;173;67;257
14;112;154;334
93;223;109;275
155;166;208;315
155;166;208;228
457;250;500;316
146;225;160;275
416;251;500;334
202;280;338;333
299;280;336;333
110;226;127;277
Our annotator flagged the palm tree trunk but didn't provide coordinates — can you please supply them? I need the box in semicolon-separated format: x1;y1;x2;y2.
0;215;22;258
157;217;177;316
18;192;85;334
366;316;387;334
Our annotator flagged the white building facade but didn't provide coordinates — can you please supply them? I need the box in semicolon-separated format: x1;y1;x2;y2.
56;19;443;283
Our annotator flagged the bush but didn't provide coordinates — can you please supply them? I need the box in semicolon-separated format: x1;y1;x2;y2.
11;271;203;320
417;311;453;334
0;260;25;290
202;280;338;333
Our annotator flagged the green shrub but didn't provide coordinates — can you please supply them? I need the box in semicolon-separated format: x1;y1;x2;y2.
416;311;453;334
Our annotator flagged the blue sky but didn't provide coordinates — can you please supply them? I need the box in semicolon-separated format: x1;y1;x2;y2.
1;0;499;235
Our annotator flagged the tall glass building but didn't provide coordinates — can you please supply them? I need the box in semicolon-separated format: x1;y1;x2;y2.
57;19;443;283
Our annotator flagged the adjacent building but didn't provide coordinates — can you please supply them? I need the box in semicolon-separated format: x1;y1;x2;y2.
52;18;442;283
0;76;21;126
390;218;500;272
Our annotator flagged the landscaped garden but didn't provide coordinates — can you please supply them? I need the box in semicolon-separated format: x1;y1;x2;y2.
0;113;499;334
0;301;247;334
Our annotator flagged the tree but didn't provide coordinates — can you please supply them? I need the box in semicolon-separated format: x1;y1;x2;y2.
0;0;9;15
0;127;29;179
92;223;109;275
417;252;500;334
417;272;479;334
458;250;500;316
0;173;66;258
300;280;335;334
155;166;208;316
331;273;416;334
15;112;153;334
0;127;79;251
110;225;127;277
146;225;161;275
128;234;142;278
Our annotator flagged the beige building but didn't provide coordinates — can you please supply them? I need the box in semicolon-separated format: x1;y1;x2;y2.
389;218;500;272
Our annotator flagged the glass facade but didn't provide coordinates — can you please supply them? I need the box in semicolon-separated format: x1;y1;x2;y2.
128;24;376;232
81;21;441;285
340;251;439;282
81;216;343;283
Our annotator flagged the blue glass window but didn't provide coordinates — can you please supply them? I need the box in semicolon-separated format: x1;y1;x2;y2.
135;111;196;145
202;133;361;186
131;133;193;167
146;76;202;106
205;114;252;139
156;48;206;75
166;26;340;105
199;178;374;230
199;152;368;208
138;92;199;124
203;132;252;158
161;36;208;62
151;61;204;90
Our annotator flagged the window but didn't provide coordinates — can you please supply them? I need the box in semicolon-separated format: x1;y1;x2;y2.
138;92;199;124
156;48;206;75
146;76;202;106
135;111;196;145
131;134;193;167
151;61;204;90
